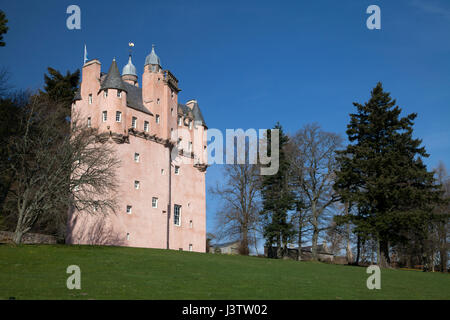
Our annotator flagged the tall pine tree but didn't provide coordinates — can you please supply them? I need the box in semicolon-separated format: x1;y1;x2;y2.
260;123;296;258
334;82;442;267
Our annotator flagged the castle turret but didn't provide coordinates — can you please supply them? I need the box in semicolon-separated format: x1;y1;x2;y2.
122;55;138;87
144;44;161;72
99;59;128;135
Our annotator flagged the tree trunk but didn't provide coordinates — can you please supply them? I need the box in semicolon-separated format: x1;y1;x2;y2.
297;224;302;261
345;203;353;263
311;226;318;261
13;229;24;244
355;235;361;265
276;234;282;259
378;239;390;268
240;230;249;255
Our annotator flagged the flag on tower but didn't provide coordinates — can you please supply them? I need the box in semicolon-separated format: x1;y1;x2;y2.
84;44;88;65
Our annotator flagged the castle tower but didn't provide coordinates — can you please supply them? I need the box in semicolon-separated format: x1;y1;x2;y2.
142;45;180;141
98;59;128;135
122;55;138;87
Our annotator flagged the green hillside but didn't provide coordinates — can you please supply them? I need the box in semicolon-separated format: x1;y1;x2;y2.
0;244;448;300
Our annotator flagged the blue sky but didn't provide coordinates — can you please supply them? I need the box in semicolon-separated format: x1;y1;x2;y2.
1;0;449;245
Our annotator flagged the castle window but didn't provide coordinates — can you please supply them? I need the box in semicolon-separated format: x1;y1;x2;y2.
189;220;193;228
88;94;92;104
171;91;174;99
132;117;137;129
174;204;181;226
126;205;132;214
152;197;158;208
188;120;192;130
104;90;108;98
116;111;122;123
175;166;180;175
93;201;98;212
87;117;91;128
134;153;140;162
126;233;130;241
171;107;173;115
189;244;193;252
157;98;160;104
188;142;192;152
161;169;165;175
117;90;122;98
144;121;149;132
134;180;140;190
156;115;160;124
102;111;107;122
178;116;182;126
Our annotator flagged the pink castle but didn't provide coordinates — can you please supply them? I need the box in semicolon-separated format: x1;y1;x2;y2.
66;46;207;252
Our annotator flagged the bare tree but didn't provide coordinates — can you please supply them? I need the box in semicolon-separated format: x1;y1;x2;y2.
6;95;120;244
433;162;449;272
210;163;261;255
0;68;12;99
325;221;345;256
289;123;342;260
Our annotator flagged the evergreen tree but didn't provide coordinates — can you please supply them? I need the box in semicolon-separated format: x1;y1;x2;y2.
260;123;296;258
0;10;8;47
333;82;442;267
42;67;80;110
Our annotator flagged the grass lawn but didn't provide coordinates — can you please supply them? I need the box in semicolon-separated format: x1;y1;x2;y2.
0;244;449;300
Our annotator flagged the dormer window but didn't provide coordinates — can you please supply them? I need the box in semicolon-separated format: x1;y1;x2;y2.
132;117;137;129
144;121;149;132
102;111;107;122
104;90;108;98
88;94;92;105
156;115;160;124
117;90;122;98
116;111;122;123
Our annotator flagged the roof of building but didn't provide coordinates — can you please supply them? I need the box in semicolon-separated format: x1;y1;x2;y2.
73;87;82;102
144;45;161;66
122;82;152;115
191;101;206;125
178;102;206;127
213;240;240;248
122;55;137;77
99;73;152;116
100;59;127;93
300;244;330;254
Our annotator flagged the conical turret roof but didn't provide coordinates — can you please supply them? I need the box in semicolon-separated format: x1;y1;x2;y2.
144;45;161;66
100;59;127;92
122;55;137;77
